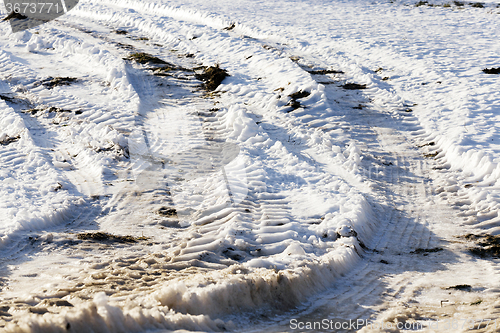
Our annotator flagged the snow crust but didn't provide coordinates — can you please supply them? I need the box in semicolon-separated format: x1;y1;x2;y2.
0;0;499;331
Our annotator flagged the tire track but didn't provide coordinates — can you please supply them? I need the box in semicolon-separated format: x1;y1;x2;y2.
5;1;497;331
255;71;500;332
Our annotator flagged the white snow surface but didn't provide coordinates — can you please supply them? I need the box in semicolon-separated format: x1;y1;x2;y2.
0;0;499;331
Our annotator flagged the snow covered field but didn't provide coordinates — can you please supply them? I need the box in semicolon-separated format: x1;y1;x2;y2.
0;0;499;331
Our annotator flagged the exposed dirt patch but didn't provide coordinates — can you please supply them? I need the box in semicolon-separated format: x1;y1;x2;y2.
41;77;79;89
23;106;73;115
286;90;310;111
410;247;443;255
308;69;344;75
424;151;439;158
222;247;244;261
446;284;472;292
114;29;128;35
0;306;10;317
0;135;20;146
195;65;229;91
483;67;500;74
289;90;311;100
76;232;149;243
287;100;301;111
0;94;16;102
418;142;435;148
342;83;367;90
157;207;177;217
124;52;168;65
465;234;500;258
115;42;135;50
150;65;180;76
416;1;486;8
223;23;236;31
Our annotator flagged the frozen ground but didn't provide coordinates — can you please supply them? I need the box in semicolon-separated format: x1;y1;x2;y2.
0;0;499;332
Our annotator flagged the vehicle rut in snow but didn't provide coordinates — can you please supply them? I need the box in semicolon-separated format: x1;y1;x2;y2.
1;0;500;331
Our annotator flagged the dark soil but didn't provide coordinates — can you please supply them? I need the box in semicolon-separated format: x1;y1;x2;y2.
76;232;148;243
286;90;310;111
157;207;177;217
24;106;72;115
446;284;472;292
288;90;311;100
342;83;367;90
465;234;500;258
483;67;500;74
115;42;135;50
42;77;78;89
114;29;128;35
308;69;344;75
424;151;439;158
0;306;10;317
418;142;435;147
470;2;484;8
124;52;168;65
223;23;236;31
150;65;178;76
0;94;15;102
0;135;20;146
195;65;229;91
410;247;443;255
287;100;302;111
2;12;27;21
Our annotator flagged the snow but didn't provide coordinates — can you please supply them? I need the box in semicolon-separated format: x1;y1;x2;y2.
0;0;499;331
